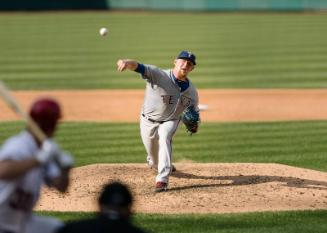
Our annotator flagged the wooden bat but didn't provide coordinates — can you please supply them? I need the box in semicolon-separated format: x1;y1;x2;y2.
0;80;47;142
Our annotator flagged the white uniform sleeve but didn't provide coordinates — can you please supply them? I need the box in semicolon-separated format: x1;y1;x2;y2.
0;138;25;161
0;145;12;160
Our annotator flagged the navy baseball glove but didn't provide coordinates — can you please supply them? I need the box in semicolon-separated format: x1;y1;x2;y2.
182;105;200;135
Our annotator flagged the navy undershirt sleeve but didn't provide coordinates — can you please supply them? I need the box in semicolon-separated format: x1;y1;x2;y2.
134;63;145;75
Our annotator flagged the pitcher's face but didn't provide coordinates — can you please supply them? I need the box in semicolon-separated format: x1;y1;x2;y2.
173;59;194;78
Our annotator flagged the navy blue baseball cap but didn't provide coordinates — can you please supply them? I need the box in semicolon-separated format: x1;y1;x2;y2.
177;51;196;65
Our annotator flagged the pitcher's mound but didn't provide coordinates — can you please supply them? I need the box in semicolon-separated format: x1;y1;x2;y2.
35;163;327;214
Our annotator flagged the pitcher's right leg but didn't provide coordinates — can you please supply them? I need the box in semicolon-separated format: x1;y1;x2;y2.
140;117;159;170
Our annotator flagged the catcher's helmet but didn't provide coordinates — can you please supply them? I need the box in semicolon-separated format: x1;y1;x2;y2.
29;98;61;136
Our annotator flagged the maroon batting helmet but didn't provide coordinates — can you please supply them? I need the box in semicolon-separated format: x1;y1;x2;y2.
29;98;61;136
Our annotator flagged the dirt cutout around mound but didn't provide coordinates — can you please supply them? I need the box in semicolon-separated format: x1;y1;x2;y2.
35;163;327;214
2;89;327;122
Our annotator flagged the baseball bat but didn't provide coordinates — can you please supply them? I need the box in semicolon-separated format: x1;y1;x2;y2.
0;80;47;142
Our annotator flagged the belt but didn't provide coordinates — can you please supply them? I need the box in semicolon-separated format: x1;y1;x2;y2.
142;114;166;124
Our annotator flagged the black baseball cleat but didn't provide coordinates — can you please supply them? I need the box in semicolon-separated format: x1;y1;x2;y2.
172;165;176;172
155;182;168;192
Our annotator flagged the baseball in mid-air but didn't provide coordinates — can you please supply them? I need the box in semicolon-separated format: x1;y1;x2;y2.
99;27;108;36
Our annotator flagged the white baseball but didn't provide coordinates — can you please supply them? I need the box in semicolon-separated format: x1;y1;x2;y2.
99;27;108;36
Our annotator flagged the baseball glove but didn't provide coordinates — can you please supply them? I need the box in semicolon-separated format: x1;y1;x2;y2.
182;105;200;135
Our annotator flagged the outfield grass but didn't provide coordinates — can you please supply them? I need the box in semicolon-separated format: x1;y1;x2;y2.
38;210;327;233
1;120;326;171
0;12;326;89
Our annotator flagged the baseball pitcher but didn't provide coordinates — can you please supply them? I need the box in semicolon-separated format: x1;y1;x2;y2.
117;51;200;192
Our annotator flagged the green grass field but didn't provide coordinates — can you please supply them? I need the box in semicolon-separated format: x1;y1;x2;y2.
1;121;326;171
37;210;327;233
1;11;327;233
0;12;327;89
1;120;327;232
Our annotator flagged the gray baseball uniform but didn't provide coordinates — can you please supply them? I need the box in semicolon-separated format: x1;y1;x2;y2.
137;64;199;184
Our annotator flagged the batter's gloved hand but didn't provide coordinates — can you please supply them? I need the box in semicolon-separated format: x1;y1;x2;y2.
182;105;200;135
35;139;61;164
57;151;74;168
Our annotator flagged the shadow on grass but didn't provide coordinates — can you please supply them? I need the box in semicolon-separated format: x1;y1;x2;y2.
169;171;327;192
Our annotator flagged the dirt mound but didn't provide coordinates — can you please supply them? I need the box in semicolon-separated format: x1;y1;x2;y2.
35;163;327;214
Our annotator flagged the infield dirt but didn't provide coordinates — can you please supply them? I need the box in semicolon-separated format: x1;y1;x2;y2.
1;89;327;213
2;89;327;122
